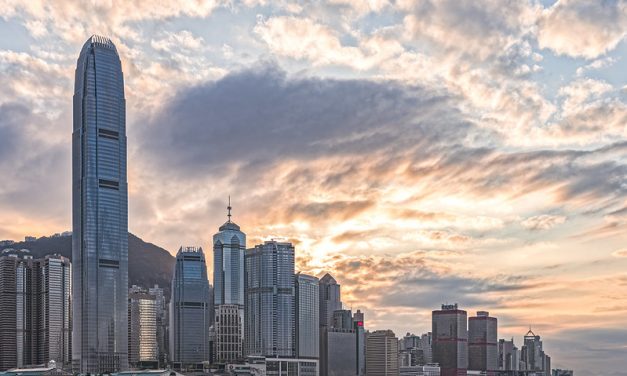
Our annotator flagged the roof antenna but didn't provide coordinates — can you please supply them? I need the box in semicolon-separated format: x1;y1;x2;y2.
227;195;232;223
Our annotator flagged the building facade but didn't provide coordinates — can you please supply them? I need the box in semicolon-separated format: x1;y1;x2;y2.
324;329;357;376
148;285;168;367
128;288;158;368
244;241;295;358
432;304;468;376
169;247;212;369
213;204;246;363
0;250;71;371
468;311;497;375
365;330;399;376
296;273;320;360
319;273;342;376
72;35;129;374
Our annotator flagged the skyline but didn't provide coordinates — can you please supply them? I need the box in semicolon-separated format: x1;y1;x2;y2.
0;1;626;375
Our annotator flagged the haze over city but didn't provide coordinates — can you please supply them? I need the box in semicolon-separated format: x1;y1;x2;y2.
0;1;626;375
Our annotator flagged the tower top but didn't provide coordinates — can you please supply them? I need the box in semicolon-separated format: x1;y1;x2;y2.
227;195;232;223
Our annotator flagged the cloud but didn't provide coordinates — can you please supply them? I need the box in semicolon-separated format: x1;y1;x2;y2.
537;0;627;59
522;215;567;230
612;249;627;258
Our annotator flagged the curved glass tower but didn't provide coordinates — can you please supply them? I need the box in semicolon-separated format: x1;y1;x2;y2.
72;35;128;373
213;201;246;362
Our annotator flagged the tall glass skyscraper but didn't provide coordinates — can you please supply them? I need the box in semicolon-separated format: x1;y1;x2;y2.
169;247;212;369
213;202;245;362
245;241;295;357
295;273;319;359
72;35;128;373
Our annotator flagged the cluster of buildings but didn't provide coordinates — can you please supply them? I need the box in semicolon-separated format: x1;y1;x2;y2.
0;35;572;376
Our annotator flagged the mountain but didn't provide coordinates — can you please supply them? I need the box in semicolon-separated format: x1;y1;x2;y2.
2;233;175;297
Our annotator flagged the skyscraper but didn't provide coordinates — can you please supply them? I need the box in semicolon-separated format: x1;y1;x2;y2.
169;247;212;369
432;304;468;376
295;273;319;359
468;311;497;375
319;273;342;376
0;250;71;371
72;35;128;374
245;241;295;357
213;201;245;363
36;254;72;368
365;330;399;376
148;285;168;367
319;274;342;328
128;287;158;369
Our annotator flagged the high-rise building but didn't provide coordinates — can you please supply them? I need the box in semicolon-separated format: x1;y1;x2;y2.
169;247;212;369
332;309;353;330
245;241;295;357
215;304;243;363
213;201;246;363
148;285;168;367
468;311;497;375
36;255;72;367
72;35;128;374
319;274;342;329
354;310;366;376
432;304;468;376
0;250;71;371
365;329;399;376
296;273;319;360
522;329;543;372
324;328;357;376
498;338;520;371
319;273;342;376
128;287;158;369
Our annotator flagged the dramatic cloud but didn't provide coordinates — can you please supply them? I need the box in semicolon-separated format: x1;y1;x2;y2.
537;0;627;59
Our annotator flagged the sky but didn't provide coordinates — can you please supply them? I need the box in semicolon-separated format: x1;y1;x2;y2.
0;0;626;373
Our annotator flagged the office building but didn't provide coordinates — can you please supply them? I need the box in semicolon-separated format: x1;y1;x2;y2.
552;370;573;376
522;329;543;372
400;333;432;366
245;241;295;357
498;339;519;371
399;365;441;376
332;309;353;330
319;273;342;376
432;304;467;376
468;311;497;375
213;201;246;362
148;285;168;367
324;328;357;376
0;250;71;371
169;247;212;369
366;329;399;376
319;274;342;328
72;35;128;373
354;310;366;376
296;273;320;359
128;287;158;368
36;255;72;367
215;304;243;363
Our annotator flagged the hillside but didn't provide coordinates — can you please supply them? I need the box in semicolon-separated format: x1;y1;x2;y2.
3;233;175;297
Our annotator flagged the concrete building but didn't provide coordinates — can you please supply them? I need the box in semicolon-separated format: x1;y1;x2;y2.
213;201;246;363
245;241;295;358
215;304;243;364
521;329;544;373
72;35;129;373
0;250;71;371
169;247;212;370
468;312;497;375
498;339;519;371
319;274;342;329
128;288;158;369
296;274;320;360
400;333;433;366
366;330;399;376
432;304;467;376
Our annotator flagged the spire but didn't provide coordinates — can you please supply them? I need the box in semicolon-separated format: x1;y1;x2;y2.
227;195;232;222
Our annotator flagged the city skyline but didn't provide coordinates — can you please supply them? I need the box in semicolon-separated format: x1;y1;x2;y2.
0;1;626;375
